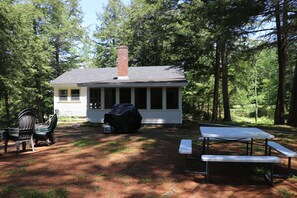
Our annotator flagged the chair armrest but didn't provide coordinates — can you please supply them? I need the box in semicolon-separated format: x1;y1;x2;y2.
35;123;50;127
4;128;19;132
35;126;49;132
4;128;19;136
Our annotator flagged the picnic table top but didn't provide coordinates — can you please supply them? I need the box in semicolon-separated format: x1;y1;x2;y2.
199;127;274;139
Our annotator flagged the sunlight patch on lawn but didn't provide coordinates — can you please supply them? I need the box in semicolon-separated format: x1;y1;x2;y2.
102;141;133;154
67;174;90;185
232;114;274;125
288;175;297;183
92;185;101;192
139;177;153;184
4;159;36;176
73;139;100;148
0;185;69;198
98;139;143;165
94;172;109;179
275;187;296;198
279;138;295;144
141;139;157;150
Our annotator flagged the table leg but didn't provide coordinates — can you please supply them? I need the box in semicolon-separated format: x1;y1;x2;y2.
250;138;254;156
265;139;268;156
4;139;8;153
205;161;209;183
288;157;292;176
202;138;206;154
270;163;274;186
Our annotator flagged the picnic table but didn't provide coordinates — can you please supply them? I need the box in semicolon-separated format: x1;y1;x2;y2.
178;126;296;184
199;126;280;185
199;126;275;155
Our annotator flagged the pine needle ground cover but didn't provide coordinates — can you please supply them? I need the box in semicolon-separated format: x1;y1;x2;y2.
1;124;297;198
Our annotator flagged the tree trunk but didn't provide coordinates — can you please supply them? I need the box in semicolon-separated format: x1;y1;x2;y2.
34;19;45;123
55;39;60;77
287;61;297;126
212;41;220;121
254;60;258;123
207;95;210;120
35;76;44;123
4;90;10;127
221;41;231;121
274;1;287;125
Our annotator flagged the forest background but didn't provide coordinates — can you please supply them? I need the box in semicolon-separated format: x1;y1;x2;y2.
0;0;296;127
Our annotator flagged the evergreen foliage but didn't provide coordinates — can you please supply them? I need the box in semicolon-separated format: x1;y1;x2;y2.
0;0;84;127
93;0;127;68
0;0;296;127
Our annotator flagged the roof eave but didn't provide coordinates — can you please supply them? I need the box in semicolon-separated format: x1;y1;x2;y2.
77;80;188;88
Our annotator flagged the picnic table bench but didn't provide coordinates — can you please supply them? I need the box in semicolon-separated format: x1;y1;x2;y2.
201;155;281;185
198;137;251;155
178;139;192;155
268;141;297;177
178;139;192;172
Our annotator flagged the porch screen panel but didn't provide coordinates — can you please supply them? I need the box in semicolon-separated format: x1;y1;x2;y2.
105;88;116;109
90;88;101;109
120;88;131;104
135;88;147;109
166;87;179;109
151;88;162;109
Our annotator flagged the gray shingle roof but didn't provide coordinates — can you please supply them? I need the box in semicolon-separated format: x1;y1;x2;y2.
51;66;187;85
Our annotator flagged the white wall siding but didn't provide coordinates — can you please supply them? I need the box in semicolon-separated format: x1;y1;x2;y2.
53;84;87;117
87;109;110;123
139;110;183;124
87;109;183;124
54;85;184;124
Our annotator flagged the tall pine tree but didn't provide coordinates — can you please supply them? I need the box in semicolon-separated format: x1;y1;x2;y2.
94;0;127;68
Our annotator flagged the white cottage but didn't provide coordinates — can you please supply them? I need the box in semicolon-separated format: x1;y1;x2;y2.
51;46;188;124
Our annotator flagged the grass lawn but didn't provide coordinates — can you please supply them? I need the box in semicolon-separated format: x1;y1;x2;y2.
1;122;297;198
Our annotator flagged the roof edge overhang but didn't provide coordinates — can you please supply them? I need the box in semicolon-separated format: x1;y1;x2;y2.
77;80;188;88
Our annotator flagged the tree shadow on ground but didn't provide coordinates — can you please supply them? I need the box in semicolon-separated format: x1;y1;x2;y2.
0;124;296;197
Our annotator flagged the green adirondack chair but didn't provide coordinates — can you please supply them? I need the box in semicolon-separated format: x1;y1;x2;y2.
34;114;58;146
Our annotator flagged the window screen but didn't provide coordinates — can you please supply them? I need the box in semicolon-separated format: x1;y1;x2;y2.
90;88;101;109
135;88;147;109
104;88;116;109
120;88;131;104
166;88;179;109
151;88;162;109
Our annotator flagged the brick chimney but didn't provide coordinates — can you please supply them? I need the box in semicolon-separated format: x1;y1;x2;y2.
117;46;129;80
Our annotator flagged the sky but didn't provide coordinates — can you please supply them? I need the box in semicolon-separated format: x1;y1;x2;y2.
80;0;130;32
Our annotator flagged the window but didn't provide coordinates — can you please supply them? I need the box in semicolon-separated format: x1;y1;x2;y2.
135;88;147;109
166;88;179;109
151;88;162;109
59;90;68;101
71;89;80;101
120;88;131;104
90;88;101;109
105;88;116;109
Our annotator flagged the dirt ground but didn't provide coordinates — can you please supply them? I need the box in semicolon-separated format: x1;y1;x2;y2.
1;123;297;198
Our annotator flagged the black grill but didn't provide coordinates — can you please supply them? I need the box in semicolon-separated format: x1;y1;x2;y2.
104;104;142;132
